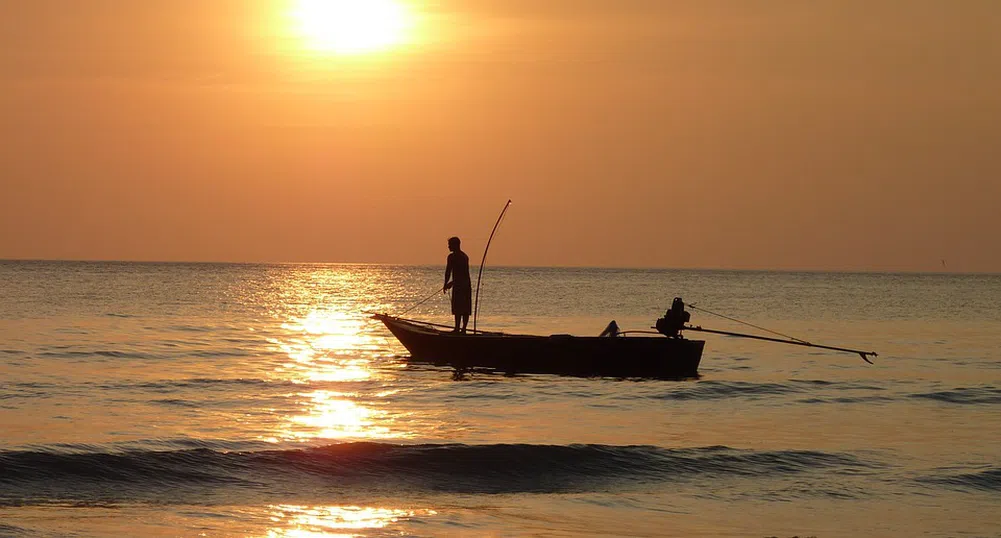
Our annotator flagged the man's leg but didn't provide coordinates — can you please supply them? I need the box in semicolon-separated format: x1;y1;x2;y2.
460;314;469;333
454;315;461;332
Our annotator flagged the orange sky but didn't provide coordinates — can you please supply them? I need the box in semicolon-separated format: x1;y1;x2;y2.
1;1;999;272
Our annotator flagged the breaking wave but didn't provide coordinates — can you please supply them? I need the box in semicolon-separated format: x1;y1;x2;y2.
910;386;1001;405
0;443;874;504
919;467;1001;492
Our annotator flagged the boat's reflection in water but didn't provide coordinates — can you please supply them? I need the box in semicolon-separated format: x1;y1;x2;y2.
265;505;436;538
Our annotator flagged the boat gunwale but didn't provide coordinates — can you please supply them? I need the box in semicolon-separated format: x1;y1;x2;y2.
372;313;704;343
373;313;538;339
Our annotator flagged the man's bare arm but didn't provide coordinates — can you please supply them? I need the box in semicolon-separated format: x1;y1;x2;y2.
443;254;453;291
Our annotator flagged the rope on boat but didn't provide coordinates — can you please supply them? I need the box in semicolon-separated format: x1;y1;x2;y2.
687;303;810;344
398;286;448;316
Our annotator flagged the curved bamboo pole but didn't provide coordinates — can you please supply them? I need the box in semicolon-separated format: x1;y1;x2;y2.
473;200;512;332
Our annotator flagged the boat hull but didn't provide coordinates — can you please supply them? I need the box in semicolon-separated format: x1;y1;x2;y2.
375;314;703;378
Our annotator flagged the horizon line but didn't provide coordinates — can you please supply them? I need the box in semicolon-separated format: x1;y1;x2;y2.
1;257;997;277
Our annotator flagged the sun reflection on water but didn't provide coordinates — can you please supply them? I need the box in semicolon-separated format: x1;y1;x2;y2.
267;298;412;442
266;505;436;537
274;308;385;384
286;390;404;440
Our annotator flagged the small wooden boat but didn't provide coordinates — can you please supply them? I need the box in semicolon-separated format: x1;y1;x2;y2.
376;205;876;379
373;296;877;379
372;312;705;379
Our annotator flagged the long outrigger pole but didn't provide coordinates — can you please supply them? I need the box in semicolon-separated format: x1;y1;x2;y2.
473;200;512;332
683;325;878;364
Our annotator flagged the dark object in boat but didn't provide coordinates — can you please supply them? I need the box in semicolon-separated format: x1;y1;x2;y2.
373;312;704;379
598;320;620;338
656;297;691;338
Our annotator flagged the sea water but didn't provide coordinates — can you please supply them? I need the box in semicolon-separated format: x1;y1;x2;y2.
1;261;999;537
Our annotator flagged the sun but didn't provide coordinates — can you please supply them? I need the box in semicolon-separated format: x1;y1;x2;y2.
291;0;411;55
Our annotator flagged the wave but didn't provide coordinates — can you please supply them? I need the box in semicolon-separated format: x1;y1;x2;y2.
0;379;269;401
919;467;1001;492
797;395;897;404
635;380;1001;406
0;382;60;401
38;349;161;360
0;443;874;504
35;349;262;361
0;378;390;405
643;381;804;401
637;380;889;402
910;386;1001;405
0;523;30;537
130;378;275;390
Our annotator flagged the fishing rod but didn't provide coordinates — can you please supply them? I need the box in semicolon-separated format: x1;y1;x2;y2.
398;285;449;316
687;303;809;344
473;199;512;332
682;325;878;364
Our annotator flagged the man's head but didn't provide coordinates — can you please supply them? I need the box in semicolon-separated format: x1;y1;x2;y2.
448;236;460;252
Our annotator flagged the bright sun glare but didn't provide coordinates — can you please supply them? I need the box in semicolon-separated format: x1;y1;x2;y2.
292;0;411;55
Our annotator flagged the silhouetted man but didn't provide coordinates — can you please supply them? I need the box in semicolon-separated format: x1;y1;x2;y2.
443;236;472;333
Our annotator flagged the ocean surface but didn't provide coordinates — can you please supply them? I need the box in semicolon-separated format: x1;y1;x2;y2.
1;261;1000;537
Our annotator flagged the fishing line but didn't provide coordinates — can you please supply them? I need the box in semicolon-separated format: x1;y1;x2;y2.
398;286;449;316
687;303;810;344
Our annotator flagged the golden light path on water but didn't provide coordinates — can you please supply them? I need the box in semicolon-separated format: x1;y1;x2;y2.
265;505;437;538
281;310;377;382
258;266;423;444
266;307;411;442
251;269;440;537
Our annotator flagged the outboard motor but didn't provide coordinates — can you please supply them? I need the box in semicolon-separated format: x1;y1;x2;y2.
656;297;691;338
